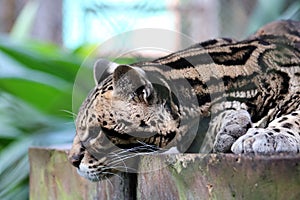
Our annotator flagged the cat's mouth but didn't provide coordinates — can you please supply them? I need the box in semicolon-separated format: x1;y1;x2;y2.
102;126;177;149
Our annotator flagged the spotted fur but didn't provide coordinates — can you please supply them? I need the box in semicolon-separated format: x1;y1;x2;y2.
69;20;300;181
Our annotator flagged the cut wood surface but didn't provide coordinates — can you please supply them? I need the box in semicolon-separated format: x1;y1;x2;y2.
29;147;300;200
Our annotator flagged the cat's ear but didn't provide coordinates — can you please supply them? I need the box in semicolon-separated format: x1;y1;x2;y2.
112;65;154;103
93;59;119;85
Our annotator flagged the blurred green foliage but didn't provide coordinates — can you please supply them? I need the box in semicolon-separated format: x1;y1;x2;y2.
0;37;94;199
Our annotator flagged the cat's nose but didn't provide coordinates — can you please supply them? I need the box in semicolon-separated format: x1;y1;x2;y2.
68;134;85;168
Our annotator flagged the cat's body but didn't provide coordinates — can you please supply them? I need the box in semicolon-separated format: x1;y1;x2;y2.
69;20;300;181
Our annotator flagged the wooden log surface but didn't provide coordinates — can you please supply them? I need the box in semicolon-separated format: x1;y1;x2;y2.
138;154;300;200
29;147;135;200
29;147;300;200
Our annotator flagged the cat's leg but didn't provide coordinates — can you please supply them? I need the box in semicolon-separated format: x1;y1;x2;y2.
232;110;300;154
212;109;252;153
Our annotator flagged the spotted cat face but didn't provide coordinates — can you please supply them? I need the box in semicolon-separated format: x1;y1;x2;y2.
68;60;180;181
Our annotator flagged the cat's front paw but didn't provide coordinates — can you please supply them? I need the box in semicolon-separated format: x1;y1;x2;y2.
232;111;300;154
213;110;252;152
231;128;300;154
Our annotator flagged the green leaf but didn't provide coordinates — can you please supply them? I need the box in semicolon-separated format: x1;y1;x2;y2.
0;78;72;117
0;40;82;83
72;43;99;58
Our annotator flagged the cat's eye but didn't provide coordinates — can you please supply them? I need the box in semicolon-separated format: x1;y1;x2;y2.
131;85;153;104
142;88;151;103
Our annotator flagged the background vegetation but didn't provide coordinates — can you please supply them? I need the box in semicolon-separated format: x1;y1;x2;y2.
0;0;299;199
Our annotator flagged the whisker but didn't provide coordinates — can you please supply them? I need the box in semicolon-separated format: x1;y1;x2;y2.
107;147;142;156
60;109;77;118
108;152;128;171
110;147;158;160
62;121;76;125
108;151;152;167
100;172;124;183
96;142;167;178
137;140;159;148
101;165;137;172
107;143;160;156
108;145;158;157
109;153;138;164
105;177;114;188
